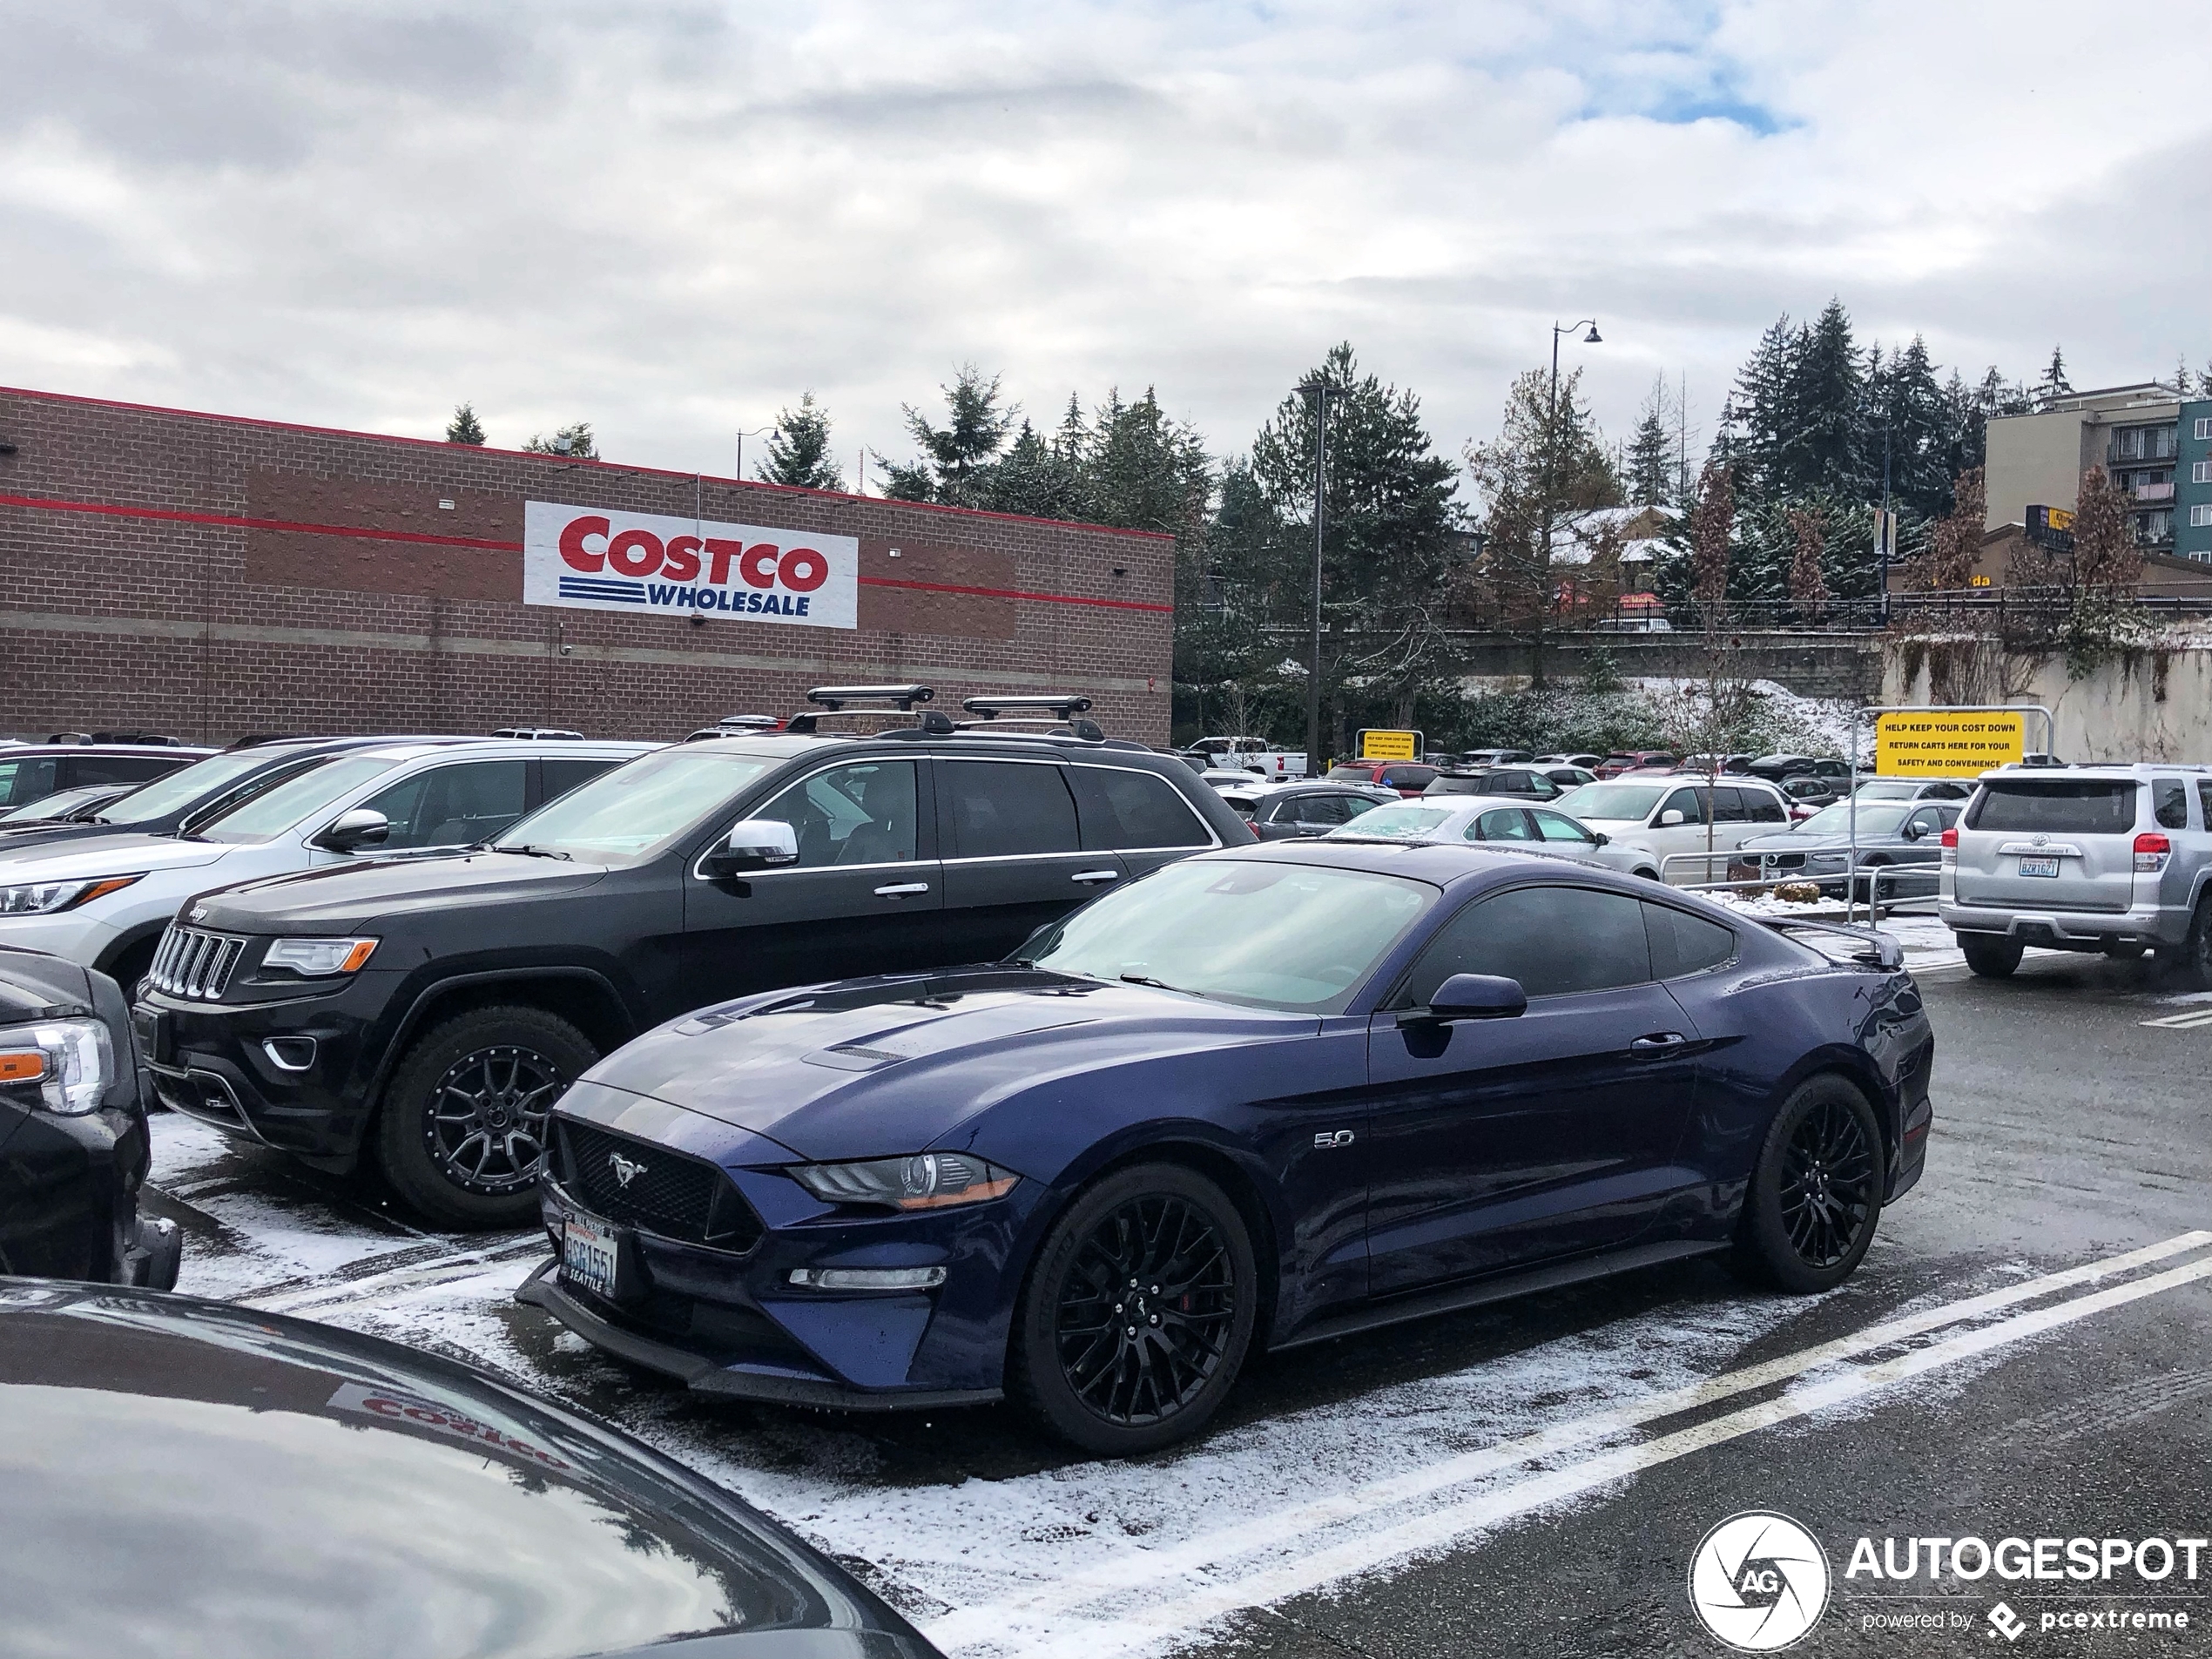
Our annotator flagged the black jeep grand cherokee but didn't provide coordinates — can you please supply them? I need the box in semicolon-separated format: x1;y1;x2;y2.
135;691;1251;1227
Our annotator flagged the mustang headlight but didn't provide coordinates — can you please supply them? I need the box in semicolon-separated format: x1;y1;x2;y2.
262;937;380;977
0;1019;114;1114
0;874;142;916
791;1152;1019;1211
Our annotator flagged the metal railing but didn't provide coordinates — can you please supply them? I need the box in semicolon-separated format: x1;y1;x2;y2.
1656;850;1939;927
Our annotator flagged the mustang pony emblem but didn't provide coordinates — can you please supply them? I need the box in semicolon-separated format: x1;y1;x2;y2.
609;1152;645;1189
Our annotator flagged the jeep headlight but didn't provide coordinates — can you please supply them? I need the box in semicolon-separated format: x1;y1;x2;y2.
262;937;380;977
0;1019;115;1114
0;875;142;916
790;1152;1019;1211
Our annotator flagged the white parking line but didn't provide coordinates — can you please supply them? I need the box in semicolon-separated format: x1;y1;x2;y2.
927;1231;2212;1657
241;1236;542;1315
2141;1008;2212;1029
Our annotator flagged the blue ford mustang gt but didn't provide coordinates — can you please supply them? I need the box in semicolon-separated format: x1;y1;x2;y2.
521;841;1934;1455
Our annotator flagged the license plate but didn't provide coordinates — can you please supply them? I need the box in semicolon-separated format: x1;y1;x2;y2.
561;1211;624;1301
2018;855;2060;879
132;1006;172;1066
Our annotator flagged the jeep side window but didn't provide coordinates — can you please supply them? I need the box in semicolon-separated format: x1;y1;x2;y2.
2154;778;2189;831
944;760;1080;859
754;760;920;867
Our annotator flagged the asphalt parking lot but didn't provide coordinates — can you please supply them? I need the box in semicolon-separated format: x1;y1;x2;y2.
141;936;2212;1658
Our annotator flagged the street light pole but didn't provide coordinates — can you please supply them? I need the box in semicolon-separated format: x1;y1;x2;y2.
1299;376;1328;772
1540;320;1602;687
735;426;772;482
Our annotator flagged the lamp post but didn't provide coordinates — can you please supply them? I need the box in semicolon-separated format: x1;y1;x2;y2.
734;425;772;482
1297;375;1329;771
1537;319;1602;686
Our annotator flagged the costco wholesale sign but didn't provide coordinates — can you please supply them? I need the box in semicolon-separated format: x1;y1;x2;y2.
523;502;859;630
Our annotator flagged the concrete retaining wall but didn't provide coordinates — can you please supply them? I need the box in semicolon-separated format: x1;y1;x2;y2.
1882;639;2212;763
1452;631;1884;698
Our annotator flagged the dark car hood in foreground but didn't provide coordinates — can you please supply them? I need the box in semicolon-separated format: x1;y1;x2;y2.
0;1282;938;1659
0;944;95;1022
580;966;1316;1162
195;849;613;933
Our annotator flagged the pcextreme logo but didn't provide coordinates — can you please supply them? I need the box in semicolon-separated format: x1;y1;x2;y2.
1689;1512;1832;1651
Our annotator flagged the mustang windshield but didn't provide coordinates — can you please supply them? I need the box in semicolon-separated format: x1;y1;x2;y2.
492;749;773;866
1027;859;1434;1013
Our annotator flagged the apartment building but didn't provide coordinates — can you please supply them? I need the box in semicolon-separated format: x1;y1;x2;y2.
1983;382;2185;556
2179;398;2212;562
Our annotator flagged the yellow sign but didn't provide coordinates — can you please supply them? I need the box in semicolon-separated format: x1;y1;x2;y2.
1359;729;1420;761
2048;507;2075;531
1874;711;2026;777
1969;573;1993;587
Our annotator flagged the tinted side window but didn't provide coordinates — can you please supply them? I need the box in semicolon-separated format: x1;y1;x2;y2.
1073;767;1210;849
1470;807;1534;841
1659;787;1708;826
0;757;60;808
1967;780;2138;834
542;757;617;801
359;759;528;850
1290;794;1354;826
71;755;178;786
2154;778;2189;830
1746;790;1788;824
1710;787;1748;823
947;761;1080;858
757;759;920;867
1644;901;1737;978
1394;885;1652;1006
2199;780;2212;829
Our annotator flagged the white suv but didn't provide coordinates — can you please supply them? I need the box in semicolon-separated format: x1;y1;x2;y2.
0;739;652;991
1553;776;1792;880
1941;764;2212;980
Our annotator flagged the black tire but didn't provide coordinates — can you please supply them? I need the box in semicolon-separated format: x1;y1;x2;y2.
1009;1163;1258;1456
1634;867;1662;883
374;1005;597;1230
1734;1074;1884;1294
1959;934;2022;979
2181;900;2212;989
103;937;159;1006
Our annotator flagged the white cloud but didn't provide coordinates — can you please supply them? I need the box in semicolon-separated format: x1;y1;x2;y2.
3;1;2209;490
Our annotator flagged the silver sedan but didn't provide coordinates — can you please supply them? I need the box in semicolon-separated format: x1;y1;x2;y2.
1322;796;1649;874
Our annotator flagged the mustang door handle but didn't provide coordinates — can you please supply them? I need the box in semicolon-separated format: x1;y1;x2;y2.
1629;1032;1690;1056
1070;870;1121;884
873;882;930;897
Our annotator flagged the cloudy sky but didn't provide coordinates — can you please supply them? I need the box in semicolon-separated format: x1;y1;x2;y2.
4;1;2210;494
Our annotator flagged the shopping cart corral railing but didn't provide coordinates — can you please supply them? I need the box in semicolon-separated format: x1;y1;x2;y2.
1654;851;1941;926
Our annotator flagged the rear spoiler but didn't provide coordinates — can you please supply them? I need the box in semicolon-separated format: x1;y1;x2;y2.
1758;915;1905;971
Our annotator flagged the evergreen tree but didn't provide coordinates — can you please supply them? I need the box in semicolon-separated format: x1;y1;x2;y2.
2032;347;2073;404
445;402;486;445
880;365;1017;504
1625;377;1675;507
759;392;844;491
1726;314;1799;501
1866;334;1950;518
523;421;597;460
1783;298;1863;496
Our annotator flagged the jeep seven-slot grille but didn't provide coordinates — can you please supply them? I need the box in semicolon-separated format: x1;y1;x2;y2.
147;925;249;1000
560;1119;762;1251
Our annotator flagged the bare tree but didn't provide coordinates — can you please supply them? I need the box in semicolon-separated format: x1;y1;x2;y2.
1785;507;1830;622
1928;467;1986;590
1689;461;1734;607
2073;466;2139;590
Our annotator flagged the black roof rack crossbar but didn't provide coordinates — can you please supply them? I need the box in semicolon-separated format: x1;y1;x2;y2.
960;694;1093;718
806;685;934;711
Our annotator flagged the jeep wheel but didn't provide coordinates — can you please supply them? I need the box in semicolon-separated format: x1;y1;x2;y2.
1733;1074;1884;1294
2182;900;2212;989
375;1006;597;1229
1959;934;2022;979
1010;1163;1258;1456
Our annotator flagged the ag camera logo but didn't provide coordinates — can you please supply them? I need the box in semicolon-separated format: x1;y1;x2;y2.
1689;1512;1831;1651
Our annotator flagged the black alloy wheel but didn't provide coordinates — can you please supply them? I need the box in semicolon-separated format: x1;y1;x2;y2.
1775;1095;1877;1270
1057;1194;1238;1427
425;1044;563;1196
376;1005;599;1230
1012;1163;1258;1455
1734;1074;1885;1293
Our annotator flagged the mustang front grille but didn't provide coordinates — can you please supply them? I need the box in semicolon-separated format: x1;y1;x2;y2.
559;1118;762;1251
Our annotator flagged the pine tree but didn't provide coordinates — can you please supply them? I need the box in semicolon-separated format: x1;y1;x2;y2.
523;421;596;459
1625;377;1675;507
445;402;486;445
2033;347;2073;404
759;392;844;491
1866;335;1951;518
1784;299;1863;496
888;365;1017;504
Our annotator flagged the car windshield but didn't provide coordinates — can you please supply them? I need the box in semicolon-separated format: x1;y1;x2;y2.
1796;802;1912;836
93;748;300;826
1851;781;1921;800
493;748;774;865
1026;859;1435;1012
194;757;400;842
1561;783;1665;821
1325;805;1456;839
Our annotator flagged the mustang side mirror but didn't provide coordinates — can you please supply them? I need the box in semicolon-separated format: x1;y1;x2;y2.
1407;973;1527;1023
704;818;799;877
1658;808;1686;826
314;808;389;854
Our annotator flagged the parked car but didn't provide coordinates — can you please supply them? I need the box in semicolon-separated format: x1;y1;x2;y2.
134;693;1252;1227
523;841;1930;1454
0;1282;941;1659
1541;765;1599;790
1219;780;1398;840
1680;753;1758;776
1739;799;1962;900
1588;615;1673;632
1942;765;2212;980
0;738;647;999
1186;735;1308;779
1848;777;1974;803
1457;748;1535;766
1595;750;1677;779
1325;798;1649;876
1746;754;1853;786
0;740;217;814
1552;777;1792;880
0;945;179;1287
1424;766;1567;802
1779;776;1842;821
1197;766;1266;792
1326;760;1440;796
0;782;136;825
1535;753;1605;770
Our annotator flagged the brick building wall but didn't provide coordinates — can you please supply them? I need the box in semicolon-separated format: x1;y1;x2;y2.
0;387;1175;745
